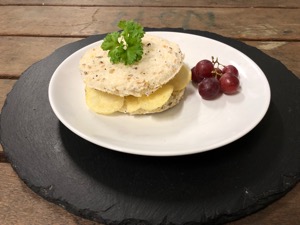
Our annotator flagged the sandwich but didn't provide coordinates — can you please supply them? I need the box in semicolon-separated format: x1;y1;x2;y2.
79;21;191;115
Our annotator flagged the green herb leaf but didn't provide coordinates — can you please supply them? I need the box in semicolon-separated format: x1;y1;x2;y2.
101;20;145;65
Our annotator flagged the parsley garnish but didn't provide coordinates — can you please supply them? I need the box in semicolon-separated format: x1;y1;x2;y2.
101;20;145;65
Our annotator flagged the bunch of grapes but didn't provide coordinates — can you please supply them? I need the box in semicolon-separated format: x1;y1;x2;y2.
192;57;240;100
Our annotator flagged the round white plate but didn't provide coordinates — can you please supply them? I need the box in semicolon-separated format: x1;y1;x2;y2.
49;32;271;156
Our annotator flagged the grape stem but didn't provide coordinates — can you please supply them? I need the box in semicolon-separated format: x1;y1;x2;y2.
211;56;224;78
211;56;225;68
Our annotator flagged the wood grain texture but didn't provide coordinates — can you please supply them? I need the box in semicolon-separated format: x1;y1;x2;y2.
0;37;81;78
0;79;16;110
0;79;16;161
0;164;100;225
0;0;299;7
0;162;299;225
0;6;299;40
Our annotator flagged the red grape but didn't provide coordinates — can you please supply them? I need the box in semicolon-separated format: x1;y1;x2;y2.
192;59;214;83
191;66;204;83
222;65;239;77
192;57;241;99
198;77;220;100
219;73;240;94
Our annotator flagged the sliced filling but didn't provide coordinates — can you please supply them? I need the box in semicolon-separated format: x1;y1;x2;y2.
85;64;191;114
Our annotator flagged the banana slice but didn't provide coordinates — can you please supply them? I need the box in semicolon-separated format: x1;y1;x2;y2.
139;84;174;111
168;64;191;91
124;95;141;113
85;86;124;114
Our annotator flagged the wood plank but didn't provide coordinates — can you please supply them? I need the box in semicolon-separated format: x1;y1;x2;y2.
0;79;16;162
0;37;81;78
0;37;299;79
0;163;100;224
0;6;299;40
0;0;299;8
0;163;299;224
0;79;17;125
0;80;17;110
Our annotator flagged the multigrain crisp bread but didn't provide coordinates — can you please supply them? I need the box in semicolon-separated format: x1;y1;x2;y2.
80;34;184;97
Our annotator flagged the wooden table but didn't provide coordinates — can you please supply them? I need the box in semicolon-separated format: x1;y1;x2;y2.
0;1;299;224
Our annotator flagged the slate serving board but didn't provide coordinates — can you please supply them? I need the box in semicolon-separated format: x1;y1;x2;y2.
1;28;300;225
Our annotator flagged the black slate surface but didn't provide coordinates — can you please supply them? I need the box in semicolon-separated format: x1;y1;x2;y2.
0;28;300;225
